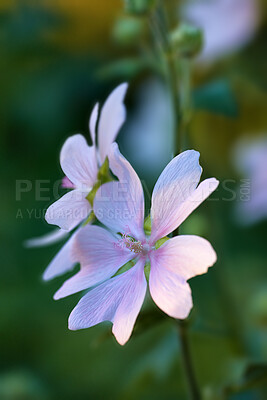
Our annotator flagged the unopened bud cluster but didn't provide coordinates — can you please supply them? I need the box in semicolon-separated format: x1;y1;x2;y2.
124;0;156;15
170;23;203;58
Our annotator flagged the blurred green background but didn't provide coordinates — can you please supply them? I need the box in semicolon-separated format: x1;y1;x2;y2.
1;0;267;399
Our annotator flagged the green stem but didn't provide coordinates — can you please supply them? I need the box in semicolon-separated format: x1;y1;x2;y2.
149;4;201;400
167;54;192;158
178;321;202;400
167;49;184;156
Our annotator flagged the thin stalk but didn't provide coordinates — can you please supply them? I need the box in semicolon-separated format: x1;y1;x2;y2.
178;321;202;400
149;3;201;399
167;50;184;156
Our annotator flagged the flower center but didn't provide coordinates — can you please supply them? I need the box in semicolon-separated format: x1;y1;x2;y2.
116;232;150;255
121;234;143;254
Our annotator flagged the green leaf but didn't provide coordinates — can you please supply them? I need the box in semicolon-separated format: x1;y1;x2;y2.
193;80;238;118
97;58;153;80
223;362;267;396
113;259;136;277
144;215;151;236
155;236;169;249
86;158;113;207
144;262;151;281
97;157;113;183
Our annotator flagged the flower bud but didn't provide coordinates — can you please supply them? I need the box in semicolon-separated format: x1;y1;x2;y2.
170;23;203;58
124;0;156;14
113;16;145;45
249;286;267;327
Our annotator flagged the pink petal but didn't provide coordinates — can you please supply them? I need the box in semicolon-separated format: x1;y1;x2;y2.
45;189;91;231
149;251;193;319
152;235;217;281
61;176;75;189
43;232;77;281
94;143;145;240
98;83;128;164
24;228;68;248
237;187;267;225
60;134;98;189
152;178;218;242
89;103;99;146
234;137;267;175
54;225;133;300
184;0;259;63
68;259;147;345
150;150;203;243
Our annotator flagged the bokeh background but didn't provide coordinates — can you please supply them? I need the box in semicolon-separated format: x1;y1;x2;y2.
1;0;267;399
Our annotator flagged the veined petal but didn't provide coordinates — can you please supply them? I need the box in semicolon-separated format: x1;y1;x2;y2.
45;189;91;231
24;228;68;248
89;103;99;146
150;150;202;243
43;232;77;281
149;251;193;319
68;259;147;346
98;83;128;164
60;134;98;188
54;225;133;300
94;143;145;240
152;178;219;244
152;235;217;281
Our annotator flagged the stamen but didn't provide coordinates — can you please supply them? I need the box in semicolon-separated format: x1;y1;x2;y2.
121;233;143;254
116;232;143;254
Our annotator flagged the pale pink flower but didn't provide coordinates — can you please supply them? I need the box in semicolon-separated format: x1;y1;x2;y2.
234;136;267;224
55;144;219;345
24;228;76;281
184;0;260;63
26;83;128;280
45;83;128;231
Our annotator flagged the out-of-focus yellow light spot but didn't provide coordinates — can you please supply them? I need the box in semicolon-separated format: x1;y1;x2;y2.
42;0;122;51
0;0;16;9
190;79;267;177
